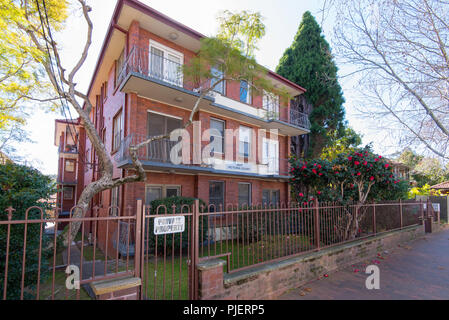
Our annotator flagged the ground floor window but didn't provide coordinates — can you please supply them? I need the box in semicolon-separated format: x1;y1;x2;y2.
209;181;225;211
145;185;181;205
238;183;251;207
262;189;280;205
63;186;74;200
110;186;120;216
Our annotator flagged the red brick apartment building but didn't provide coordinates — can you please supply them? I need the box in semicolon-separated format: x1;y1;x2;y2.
55;0;310;220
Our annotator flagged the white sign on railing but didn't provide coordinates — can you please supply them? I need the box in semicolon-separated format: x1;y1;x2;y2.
154;216;185;235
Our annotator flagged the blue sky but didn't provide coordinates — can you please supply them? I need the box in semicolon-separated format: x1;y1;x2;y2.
16;0;395;175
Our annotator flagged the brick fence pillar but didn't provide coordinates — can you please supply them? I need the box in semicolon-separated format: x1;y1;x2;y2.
90;276;141;300
197;258;226;300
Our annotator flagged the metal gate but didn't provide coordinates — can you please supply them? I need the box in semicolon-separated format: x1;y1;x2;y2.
136;199;199;300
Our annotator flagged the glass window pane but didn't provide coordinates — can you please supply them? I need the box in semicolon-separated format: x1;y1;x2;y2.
150;47;164;78
211;66;224;94
209;181;224;211
262;190;270;205
238;183;251;207
210;119;224;154
272;190;280;204
166;187;180;198
146;187;162;205
148;113;165;137
240;81;248;103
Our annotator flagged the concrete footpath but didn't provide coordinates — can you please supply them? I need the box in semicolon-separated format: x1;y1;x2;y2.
280;227;449;300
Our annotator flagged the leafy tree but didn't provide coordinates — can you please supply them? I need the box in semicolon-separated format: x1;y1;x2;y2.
289;146;408;239
408;184;442;199
320;127;362;161
397;148;423;169
0;0;68;129
395;148;449;187
276;11;346;158
0;162;56;299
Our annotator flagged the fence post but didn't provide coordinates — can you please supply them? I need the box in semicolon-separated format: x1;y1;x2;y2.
373;202;376;235
134;199;143;281
192;199;200;300
314;198;320;251
399;199;403;229
419;199;424;227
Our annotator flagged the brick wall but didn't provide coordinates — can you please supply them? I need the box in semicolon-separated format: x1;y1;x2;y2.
197;225;425;300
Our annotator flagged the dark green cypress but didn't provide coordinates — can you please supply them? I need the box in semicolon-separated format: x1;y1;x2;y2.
276;11;346;158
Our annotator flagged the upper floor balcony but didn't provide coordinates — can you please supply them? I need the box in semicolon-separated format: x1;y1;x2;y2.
117;45;310;136
114;133;292;179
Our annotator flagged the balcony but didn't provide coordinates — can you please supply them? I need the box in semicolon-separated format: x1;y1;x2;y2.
115;134;291;179
117;45;310;136
117;46;213;111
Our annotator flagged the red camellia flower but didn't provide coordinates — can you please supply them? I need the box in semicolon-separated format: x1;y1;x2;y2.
301;165;307;170
317;191;322;195
312;169;317;174
363;161;368;166
374;158;379;162
357;172;361;176
335;171;339;174
319;173;323;176
299;193;304;197
370;176;375;181
354;161;360;165
379;155;382;159
317;164;322;169
348;156;353;161
385;164;390;168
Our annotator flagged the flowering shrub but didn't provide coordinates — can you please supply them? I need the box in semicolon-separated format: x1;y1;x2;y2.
289;147;409;240
289;146;407;204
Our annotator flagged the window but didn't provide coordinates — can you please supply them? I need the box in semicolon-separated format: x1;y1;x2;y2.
238;183;251;207
210;66;225;94
263;90;280;119
148;112;182;162
262;189;280;205
63;186;74;200
262;138;279;174
209;181;225;211
112;111;123;152
240;80;251;104
110;186;120;216
149;41;183;86
115;49;125;86
210;119;225;154
65;160;75;172
239;126;252;158
145;185;181;205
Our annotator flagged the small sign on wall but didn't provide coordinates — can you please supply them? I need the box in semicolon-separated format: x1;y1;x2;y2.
154;216;185;235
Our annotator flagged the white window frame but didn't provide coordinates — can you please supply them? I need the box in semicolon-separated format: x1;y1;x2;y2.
149;40;184;86
210;118;225;155
239;126;252;158
211;65;226;95
112;111;123;152
262;138;279;174
263;90;280;119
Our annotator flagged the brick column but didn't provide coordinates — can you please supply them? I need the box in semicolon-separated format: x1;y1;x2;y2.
197;259;226;300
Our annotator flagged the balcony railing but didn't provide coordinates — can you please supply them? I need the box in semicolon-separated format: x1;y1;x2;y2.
117;46;184;88
115;133;291;176
289;108;310;130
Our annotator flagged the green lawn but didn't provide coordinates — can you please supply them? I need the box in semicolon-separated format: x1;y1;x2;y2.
141;234;311;300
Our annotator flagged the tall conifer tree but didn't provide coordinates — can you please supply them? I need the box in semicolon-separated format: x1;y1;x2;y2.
276;11;346;158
